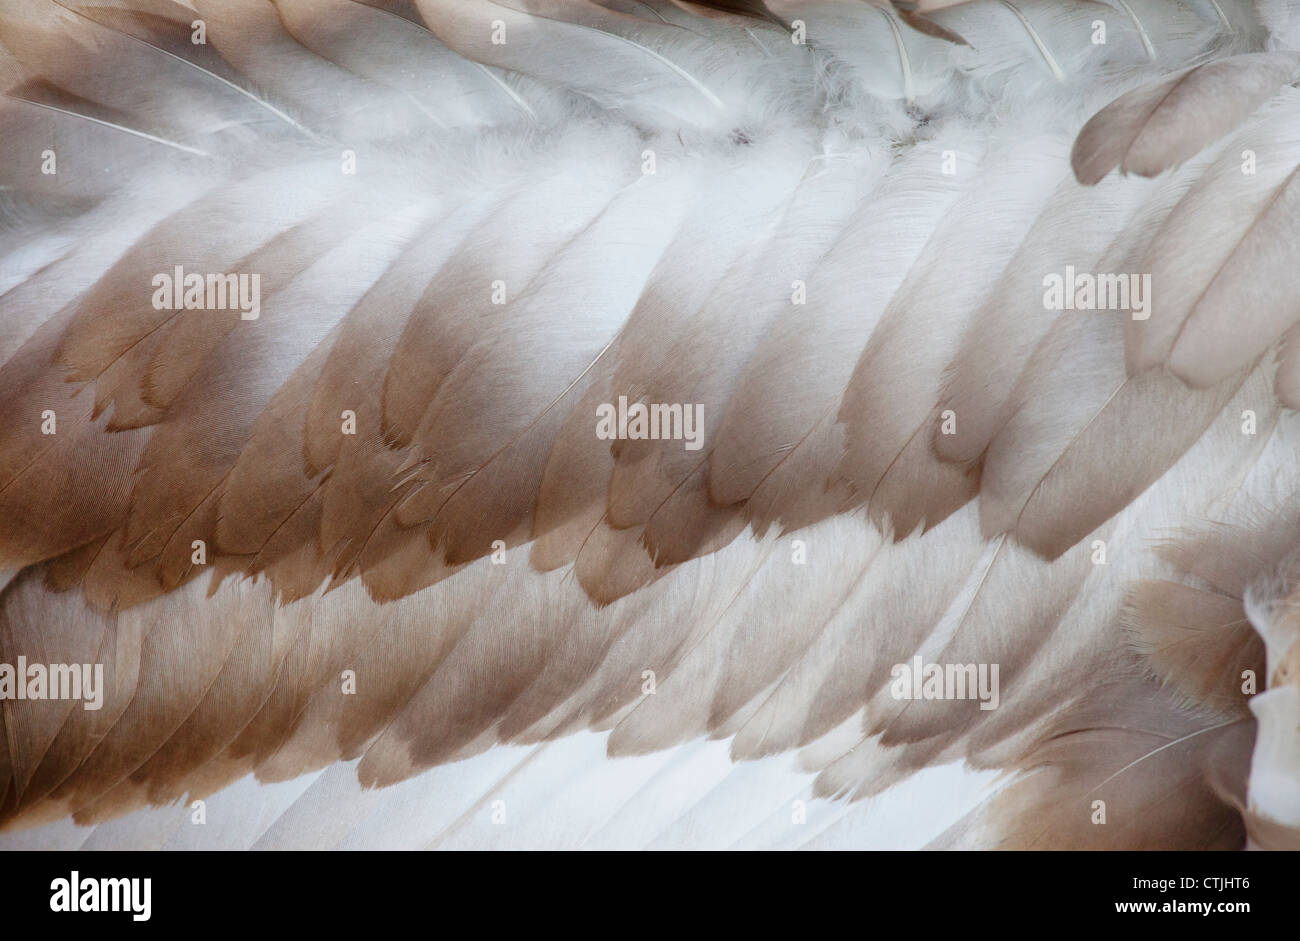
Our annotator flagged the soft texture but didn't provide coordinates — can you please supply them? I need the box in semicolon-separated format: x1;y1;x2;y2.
0;0;1298;849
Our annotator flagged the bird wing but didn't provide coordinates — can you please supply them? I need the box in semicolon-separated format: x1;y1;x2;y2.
0;0;1298;849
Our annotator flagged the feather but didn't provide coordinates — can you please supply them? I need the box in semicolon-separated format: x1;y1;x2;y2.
3;0;1299;852
1240;557;1300;837
1073;51;1299;184
142;197;368;412
303;215;450;478
601;146;812;512
529;369;618;571
1276;321;1300;407
4;77;208;156
836;130;1070;538
1124;580;1262;719
1127;92;1300;382
53;162;334;384
729;508;984;761
185;0;422;139
774;0;951;102
672;0;787;27
941;677;1252;849
894;6;967;45
927;0;1095;85
274;0;537;126
396;167;696;565
0;307;151;570
616;145;878;562
609;517;878;755
61;0;316;138
381;140;628;451
120;199;432;585
0;1;239;149
970;157;1278;556
1007;363;1255;559
932;172;1149;468
969;153;1214;531
708;137;964;513
411;0;731;122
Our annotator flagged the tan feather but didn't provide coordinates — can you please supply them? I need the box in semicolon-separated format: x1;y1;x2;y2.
1126;94;1300;379
837;134;1068;537
1072;52;1298;184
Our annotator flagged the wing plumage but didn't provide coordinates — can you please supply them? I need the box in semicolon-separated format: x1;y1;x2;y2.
0;0;1298;849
